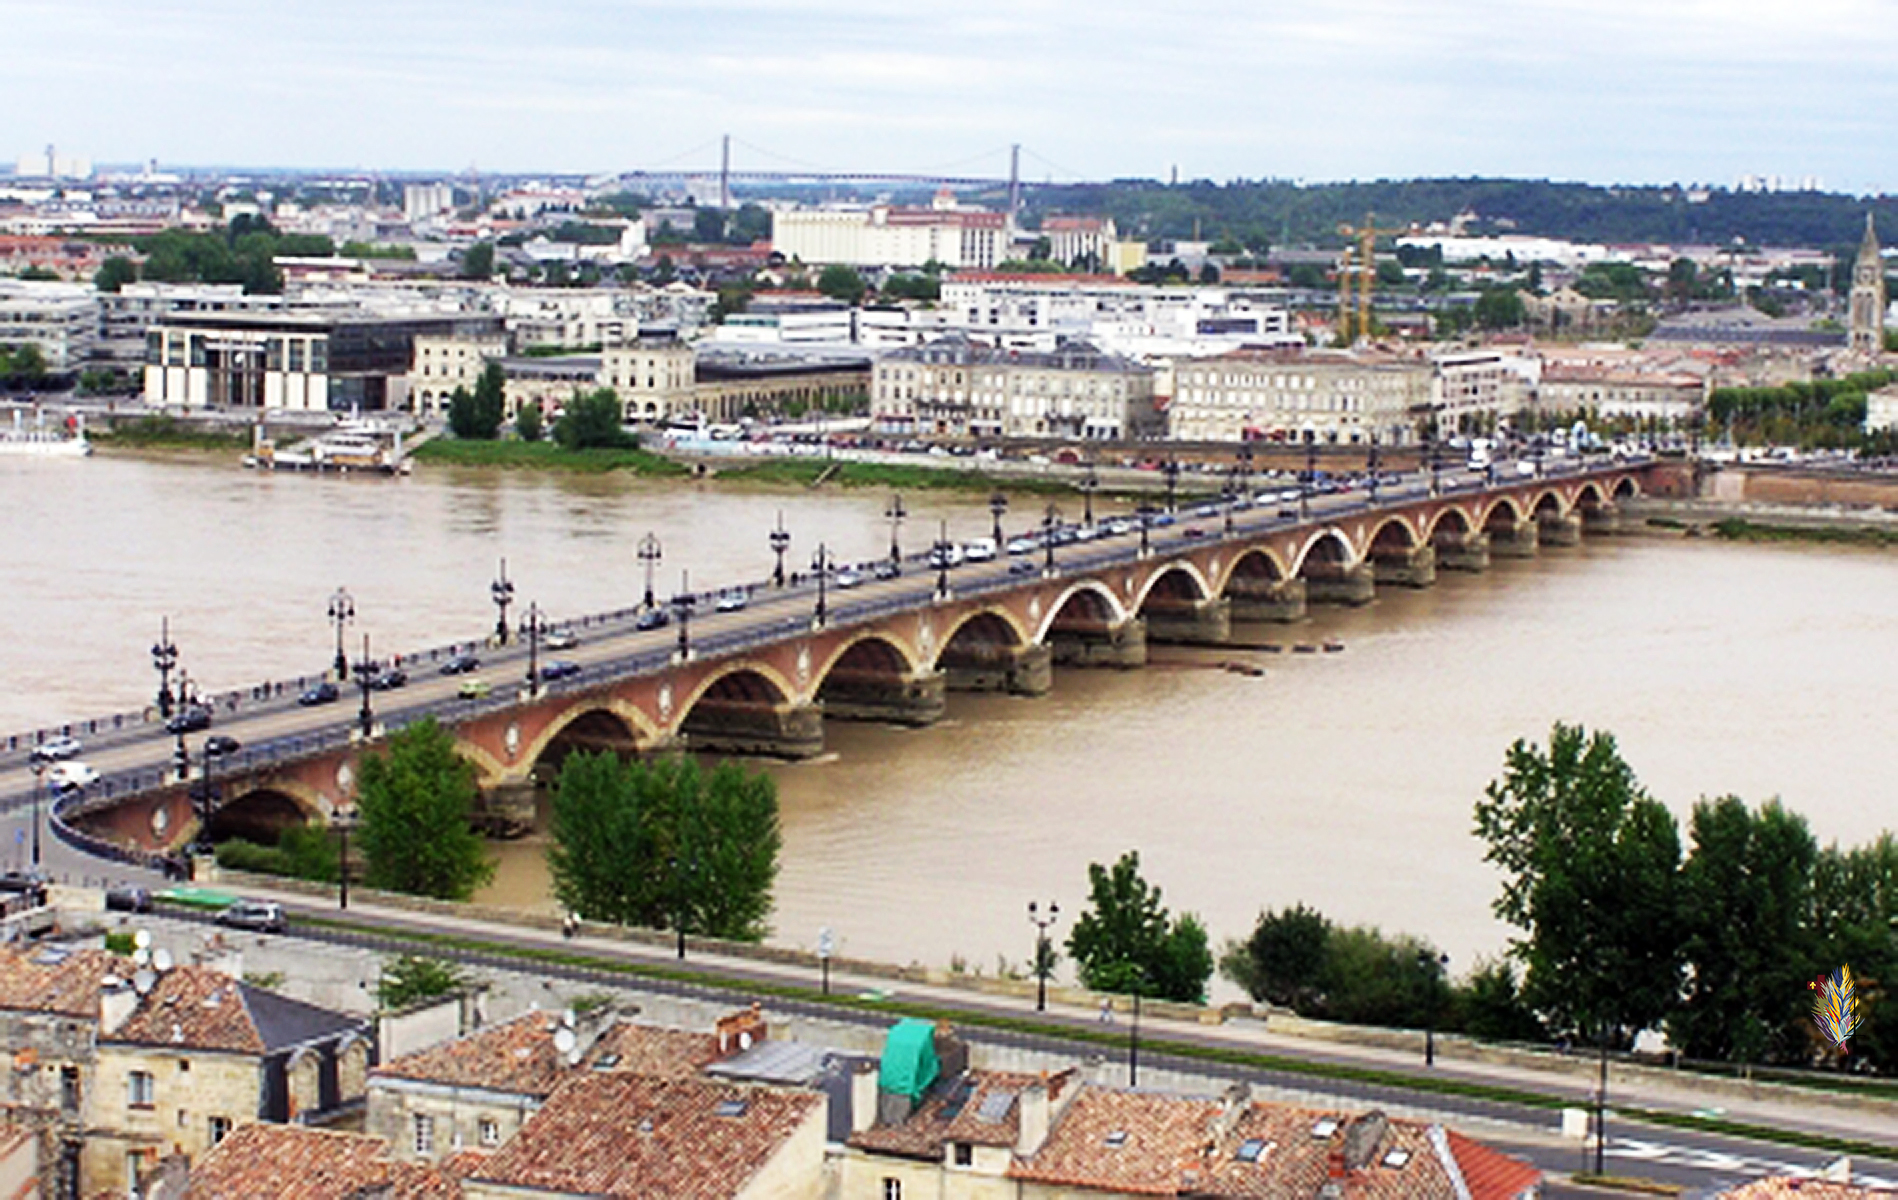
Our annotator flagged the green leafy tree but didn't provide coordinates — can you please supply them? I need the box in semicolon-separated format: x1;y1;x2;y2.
1221;903;1331;1008
445;386;481;439
1473;723;1683;1044
1316;926;1451;1029
453;362;506;440
552;388;630;450
355;718;494;900
514;400;544;443
1065;851;1213;1003
1811;834;1898;1069
1;343;46;380
461;241;495;280
1473;287;1526;329
817;264;867;305
1452;957;1546;1042
1669;797;1820;1064
94;256;138;293
376;955;471;1010
547;753;781;941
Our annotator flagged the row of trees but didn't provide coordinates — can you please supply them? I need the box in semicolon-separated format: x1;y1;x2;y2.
1708;368;1896;450
446;365;636;452
103;215;335;296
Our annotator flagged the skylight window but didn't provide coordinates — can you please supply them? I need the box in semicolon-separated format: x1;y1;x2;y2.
1235;1138;1267;1163
1310;1118;1341;1139
1104;1131;1129;1148
715;1099;749;1118
1381;1148;1412;1169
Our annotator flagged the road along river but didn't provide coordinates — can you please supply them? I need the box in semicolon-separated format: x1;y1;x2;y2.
5;450;1894;985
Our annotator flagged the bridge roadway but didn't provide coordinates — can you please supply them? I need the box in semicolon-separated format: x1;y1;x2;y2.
5;455;1669;862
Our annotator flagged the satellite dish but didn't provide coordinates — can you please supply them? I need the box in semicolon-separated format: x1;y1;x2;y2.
562;1009;576;1029
133;948;151;968
132;969;157;995
552;1027;577;1059
134;930;152;950
152;949;174;972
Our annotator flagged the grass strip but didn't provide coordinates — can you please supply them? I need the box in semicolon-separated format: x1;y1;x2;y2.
91;416;248;451
1709;517;1898;548
280;911;1898;1163
412;439;689;476
1568;1173;1682;1195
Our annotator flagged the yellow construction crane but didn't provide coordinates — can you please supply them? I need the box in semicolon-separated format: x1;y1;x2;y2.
1336;213;1411;344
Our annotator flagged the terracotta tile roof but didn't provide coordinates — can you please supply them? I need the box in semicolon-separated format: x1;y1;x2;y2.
580;1020;719;1079
373;1011;572;1098
1009;1087;1223;1195
0;946;129;1018
1721;1180;1898;1198
1445;1128;1544;1200
1195;1104;1457;1199
850;1070;1049;1159
184;1123;460;1199
107;965;360;1055
466;1072;822;1199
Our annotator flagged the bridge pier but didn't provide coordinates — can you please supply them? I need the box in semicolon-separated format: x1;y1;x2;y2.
1372;544;1437;589
939;643;1053;696
1489;519;1540;558
1142;597;1232;646
820;668;947;727
1435;531;1490;572
1049;616;1148;669
681;700;825;760
475;778;540;839
1227;579;1307;623
1582;502;1621;535
1537;512;1583;547
1304;563;1376;607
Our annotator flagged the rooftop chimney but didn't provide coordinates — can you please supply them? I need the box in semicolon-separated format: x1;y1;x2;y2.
99;979;138;1036
1016;1081;1052;1156
851;1062;879;1134
715;1004;768;1060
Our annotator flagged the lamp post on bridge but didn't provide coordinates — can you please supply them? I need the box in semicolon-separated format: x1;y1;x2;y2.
171;676;191;783
1027;900;1059;1012
885;493;906;574
931;520;953;601
1042;503;1060;574
671;574;695;662
637;532;662;611
1222;471;1237;535
353;633;380;739
1137;504;1152;557
989;490;1008;544
1162;457;1180;513
1301;439;1317;520
769;512;790;588
811;544;832;628
151;617;178;719
28;761;45;873
490;559;514;647
1237;442;1255;506
327;588;354;680
1080;463;1098;527
1367;437;1381;505
523;602;542;694
193;735;235;858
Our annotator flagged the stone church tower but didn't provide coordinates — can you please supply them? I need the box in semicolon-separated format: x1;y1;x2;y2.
1849;214;1886;355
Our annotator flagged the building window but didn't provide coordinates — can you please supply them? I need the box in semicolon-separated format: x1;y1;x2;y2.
479;1118;500;1147
128;1071;154;1108
60;1066;80;1111
882;1179;902;1200
208;1116;231;1145
413;1113;435;1156
954;1142;973;1166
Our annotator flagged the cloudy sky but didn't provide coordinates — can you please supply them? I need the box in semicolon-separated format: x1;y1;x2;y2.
8;0;1895;191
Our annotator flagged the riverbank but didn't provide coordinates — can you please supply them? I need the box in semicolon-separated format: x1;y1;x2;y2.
412;439;689;476
88;415;250;452
1623;497;1898;548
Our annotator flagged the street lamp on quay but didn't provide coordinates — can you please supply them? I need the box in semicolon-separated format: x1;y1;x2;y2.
769;512;791;588
811;544;833;628
490;559;515;646
988;490;1008;544
353;634;381;739
151;617;179;719
671;573;695;661
885;493;907;573
1418;949;1449;1066
1027;901;1059;1012
327;588;355;680
637;533;662;610
333;806;359;910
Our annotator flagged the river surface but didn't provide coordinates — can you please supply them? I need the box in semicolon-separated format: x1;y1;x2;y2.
6;450;1896;987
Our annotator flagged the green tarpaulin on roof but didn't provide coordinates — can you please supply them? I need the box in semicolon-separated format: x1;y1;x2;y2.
878;1018;939;1100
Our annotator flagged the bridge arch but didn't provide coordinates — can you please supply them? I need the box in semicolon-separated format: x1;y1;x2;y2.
1290;528;1358;578
1425;506;1475;545
676;663;797;721
813;631;924;687
1034;580;1129;645
1218;546;1289;595
1575;481;1606;509
1530;490;1567;521
205;784;326;845
1612;475;1640;500
1367;515;1421;556
1132;563;1212;613
939;607;1031;658
522;702;656;781
1479;496;1525;532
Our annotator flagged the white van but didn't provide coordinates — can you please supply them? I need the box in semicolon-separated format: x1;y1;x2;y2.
963;537;998;562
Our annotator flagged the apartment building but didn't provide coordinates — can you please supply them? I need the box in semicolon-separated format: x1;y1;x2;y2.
0;280;98;371
873;334;1159;440
1170;348;1430;443
773;194;1009;269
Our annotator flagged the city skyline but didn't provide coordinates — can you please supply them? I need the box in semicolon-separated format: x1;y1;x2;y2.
8;0;1895;194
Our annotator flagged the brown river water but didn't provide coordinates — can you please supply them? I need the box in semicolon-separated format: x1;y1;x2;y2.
6;450;1895;986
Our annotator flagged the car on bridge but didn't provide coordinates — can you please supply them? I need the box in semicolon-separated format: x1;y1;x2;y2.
634;608;669;631
872;561;899;580
439;652;481;675
543;627;579;650
1005;536;1037;555
28;735;82;765
204;734;242;757
1008;560;1037;576
164;704;213;734
834;568;866;589
963;537;997;562
47;761;100;792
297;681;340;706
458;678;492;699
538;660;581;682
714;589;749;612
371;666;408;691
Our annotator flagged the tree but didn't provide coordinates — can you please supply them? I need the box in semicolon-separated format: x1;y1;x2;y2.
816;264;866;305
461;241;495;280
468;362;506;439
1221;903;1331;1008
1669;797;1819;1064
1065;851;1213;1003
446;386;481;439
552;388;630;450
1;343;46;381
94;256;138;293
515;400;544;443
1473;723;1683;1044
546;752;781;941
376;955;471;1010
1811;834;1898;1069
1453;957;1546;1042
1473;288;1526;329
354;718;494;901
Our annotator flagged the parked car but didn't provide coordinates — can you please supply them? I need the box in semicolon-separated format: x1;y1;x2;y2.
458;678;492;699
164;705;213;734
216;899;287;934
634;608;670;631
47;761;101;792
543;628;579;650
104;885;152;913
370;666;408;691
439;652;480;675
204;734;242;757
28;735;82;765
297;681;339;706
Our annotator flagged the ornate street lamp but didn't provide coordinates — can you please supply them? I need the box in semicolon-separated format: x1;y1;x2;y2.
171;699;190;784
1042;503;1059;574
524;601;542;693
671;573;695;661
353;634;381;738
1301;440;1317;520
1162;457;1180;513
932;520;953;600
1137;504;1152;557
151;617;178;719
327;587;354;680
1080;463;1099;526
28;761;45;872
1027;901;1060;1012
884;493;907;573
334;806;358;910
1237;442;1255;504
1222;471;1237;535
637;532;662;610
1418;949;1448;1065
1367;437;1381;505
811;544;833;628
769;512;791;588
490;559;514;646
988;490;1008;544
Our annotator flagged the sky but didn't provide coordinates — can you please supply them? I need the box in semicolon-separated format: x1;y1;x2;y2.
7;0;1896;192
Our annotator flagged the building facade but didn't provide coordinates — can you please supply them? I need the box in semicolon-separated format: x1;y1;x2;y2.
407;328;509;414
873;335;1159;440
0;281;97;371
1536;365;1707;424
1170;348;1430;443
773;198;1009;270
